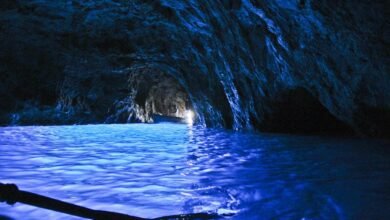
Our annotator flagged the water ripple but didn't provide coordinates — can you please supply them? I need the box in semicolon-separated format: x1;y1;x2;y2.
0;124;389;219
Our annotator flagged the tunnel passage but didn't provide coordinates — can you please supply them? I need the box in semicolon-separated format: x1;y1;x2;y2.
258;88;355;136
127;69;193;123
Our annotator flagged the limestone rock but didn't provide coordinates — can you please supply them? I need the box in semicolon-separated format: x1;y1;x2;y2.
0;0;388;137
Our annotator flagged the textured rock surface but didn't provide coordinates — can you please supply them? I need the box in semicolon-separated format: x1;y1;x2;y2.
0;0;388;137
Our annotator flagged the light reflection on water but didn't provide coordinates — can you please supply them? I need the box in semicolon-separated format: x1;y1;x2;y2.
0;124;389;220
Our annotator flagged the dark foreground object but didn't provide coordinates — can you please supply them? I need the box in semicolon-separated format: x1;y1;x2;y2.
152;114;185;123
0;183;221;220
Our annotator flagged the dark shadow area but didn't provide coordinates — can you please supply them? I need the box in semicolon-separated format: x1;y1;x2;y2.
354;104;390;138
0;215;14;220
259;88;355;136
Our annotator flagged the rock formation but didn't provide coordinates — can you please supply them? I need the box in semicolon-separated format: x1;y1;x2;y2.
0;0;388;137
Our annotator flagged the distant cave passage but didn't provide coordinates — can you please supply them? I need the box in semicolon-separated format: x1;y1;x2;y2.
129;70;192;123
260;88;355;136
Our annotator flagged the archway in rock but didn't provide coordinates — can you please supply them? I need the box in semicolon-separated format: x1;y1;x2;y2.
127;69;193;123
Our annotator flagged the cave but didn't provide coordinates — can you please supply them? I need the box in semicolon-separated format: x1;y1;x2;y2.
260;88;355;136
0;1;389;219
126;69;193;124
0;0;387;137
132;72;193;123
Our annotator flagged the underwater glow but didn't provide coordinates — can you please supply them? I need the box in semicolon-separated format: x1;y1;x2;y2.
185;110;194;124
0;124;389;219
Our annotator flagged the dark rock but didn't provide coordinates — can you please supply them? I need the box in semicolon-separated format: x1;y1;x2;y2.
259;87;355;136
0;0;388;137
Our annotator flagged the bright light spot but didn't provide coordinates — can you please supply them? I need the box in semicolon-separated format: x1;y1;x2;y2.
185;110;194;125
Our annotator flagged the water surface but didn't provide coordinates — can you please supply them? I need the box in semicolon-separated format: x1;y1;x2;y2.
0;124;389;219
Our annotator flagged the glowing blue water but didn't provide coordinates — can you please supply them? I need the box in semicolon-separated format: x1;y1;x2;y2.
0;124;389;220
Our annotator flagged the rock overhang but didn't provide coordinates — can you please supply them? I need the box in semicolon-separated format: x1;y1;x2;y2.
0;0;388;137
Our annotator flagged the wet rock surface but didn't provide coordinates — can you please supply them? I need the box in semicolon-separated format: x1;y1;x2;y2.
0;0;388;137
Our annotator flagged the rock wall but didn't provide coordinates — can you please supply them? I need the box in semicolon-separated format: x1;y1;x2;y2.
0;0;388;137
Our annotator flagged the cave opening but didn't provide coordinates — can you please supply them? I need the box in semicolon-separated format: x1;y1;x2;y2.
260;87;355;136
129;70;194;124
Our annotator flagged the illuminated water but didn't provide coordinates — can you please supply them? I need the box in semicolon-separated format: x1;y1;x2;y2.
0;124;389;220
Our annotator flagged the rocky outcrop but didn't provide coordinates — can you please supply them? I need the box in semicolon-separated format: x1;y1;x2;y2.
0;0;388;137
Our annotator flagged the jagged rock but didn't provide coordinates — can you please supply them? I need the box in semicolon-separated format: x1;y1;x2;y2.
0;0;388;137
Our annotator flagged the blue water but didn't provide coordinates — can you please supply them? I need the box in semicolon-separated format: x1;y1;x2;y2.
0;124;389;220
